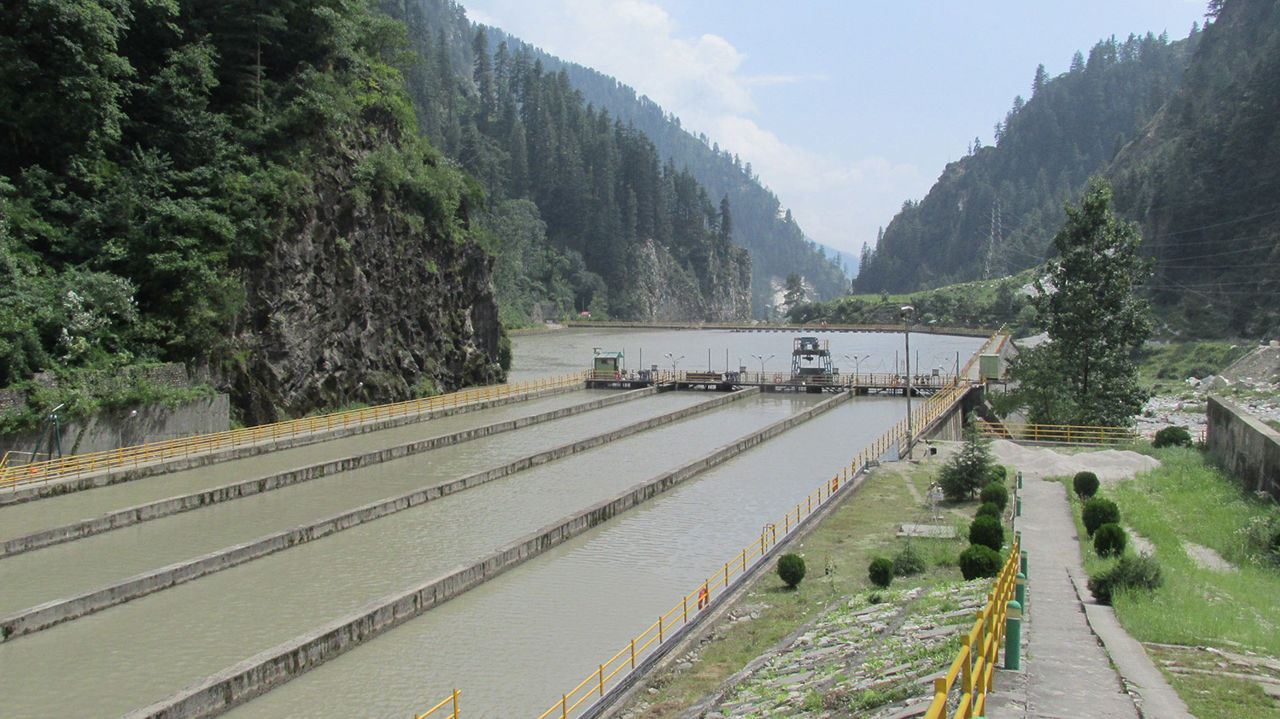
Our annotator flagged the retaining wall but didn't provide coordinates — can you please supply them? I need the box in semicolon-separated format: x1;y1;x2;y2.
1207;395;1280;500
122;391;849;719
1;387;656;558
0;383;582;507
0;388;755;642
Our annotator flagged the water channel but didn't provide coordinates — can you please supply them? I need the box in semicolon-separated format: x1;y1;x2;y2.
0;328;984;718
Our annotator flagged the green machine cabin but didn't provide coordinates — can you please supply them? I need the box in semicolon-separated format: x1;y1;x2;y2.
592;349;624;380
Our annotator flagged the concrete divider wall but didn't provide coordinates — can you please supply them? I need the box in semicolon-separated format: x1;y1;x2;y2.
0;388;756;642
123;390;850;719
0;383;584;507
1;387;657;558
1207;395;1280;500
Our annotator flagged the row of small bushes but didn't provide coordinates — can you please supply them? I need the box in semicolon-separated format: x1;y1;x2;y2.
959;472;1011;581
1070;471;1162;605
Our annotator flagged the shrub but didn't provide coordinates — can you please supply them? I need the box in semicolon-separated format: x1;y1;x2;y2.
892;543;926;577
777;553;806;588
968;515;1005;551
939;417;995;500
958;544;1003;580
975;502;1002;520
980;482;1009;511
1153;425;1193;448
1073;471;1100;499
1088;554;1162;605
868;557;894;587
987;464;1007;485
1082;498;1121;536
1093;523;1127;557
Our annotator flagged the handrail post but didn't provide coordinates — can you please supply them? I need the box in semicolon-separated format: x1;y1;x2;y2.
452;688;459;719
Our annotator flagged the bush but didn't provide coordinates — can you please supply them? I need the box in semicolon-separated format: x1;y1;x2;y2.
1093;523;1127;557
1082;498;1121;537
968;515;1005;551
975;502;1002;520
1073;471;1100;499
987;464;1007;485
868;557;894;587
959;544;1003;580
777;553;806;588
892;543;926;577
1088;554;1162;605
980;482;1009;511
1153;425;1193;448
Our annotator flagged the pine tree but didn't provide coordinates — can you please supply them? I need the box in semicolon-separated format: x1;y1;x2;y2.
1006;178;1151;426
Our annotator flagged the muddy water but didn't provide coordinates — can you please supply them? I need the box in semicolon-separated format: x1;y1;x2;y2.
0;391;709;615
0;394;824;719
225;396;909;718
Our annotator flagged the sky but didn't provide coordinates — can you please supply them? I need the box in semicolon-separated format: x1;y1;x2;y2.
459;1;1211;260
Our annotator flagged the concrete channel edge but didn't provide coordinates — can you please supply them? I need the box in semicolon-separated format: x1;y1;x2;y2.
0;386;656;558
0;387;753;642
122;390;851;719
0;383;583;507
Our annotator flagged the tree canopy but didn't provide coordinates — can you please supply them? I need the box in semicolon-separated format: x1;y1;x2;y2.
1004;179;1151;426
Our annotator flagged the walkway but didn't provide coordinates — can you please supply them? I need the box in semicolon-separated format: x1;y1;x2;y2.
986;476;1192;719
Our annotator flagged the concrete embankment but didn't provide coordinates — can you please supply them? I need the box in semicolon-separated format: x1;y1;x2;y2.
123;390;850;719
0;389;752;642
0;382;583;507
1;387;655;558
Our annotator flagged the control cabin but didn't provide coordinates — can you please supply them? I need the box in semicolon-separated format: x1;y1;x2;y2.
592;349;624;380
791;336;835;389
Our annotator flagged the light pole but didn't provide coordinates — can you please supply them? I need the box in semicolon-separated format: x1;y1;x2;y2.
751;353;774;378
842;353;869;384
901;305;914;456
663;352;684;373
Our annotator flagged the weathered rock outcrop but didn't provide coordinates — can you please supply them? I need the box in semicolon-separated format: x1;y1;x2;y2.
630;238;751;322
225;136;504;425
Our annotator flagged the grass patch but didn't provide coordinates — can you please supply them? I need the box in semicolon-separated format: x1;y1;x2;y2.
1060;447;1280;715
622;455;976;718
1137;341;1250;391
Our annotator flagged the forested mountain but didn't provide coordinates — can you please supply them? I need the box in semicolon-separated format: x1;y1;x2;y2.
382;0;750;324
525;42;850;314
857;0;1280;338
855;28;1196;293
0;0;505;423
1109;0;1280;336
421;1;845;315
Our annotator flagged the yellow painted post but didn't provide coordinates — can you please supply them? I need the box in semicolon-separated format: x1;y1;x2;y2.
630;639;636;668
659;616;664;643
561;694;567;719
724;561;730;586
741;548;747;573
961;634;973;702
452;689;459;719
683;595;688;623
599;664;605;696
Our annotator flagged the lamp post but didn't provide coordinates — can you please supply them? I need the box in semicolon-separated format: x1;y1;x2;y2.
842;353;869;384
663;352;684;372
901;305;914;457
750;353;774;379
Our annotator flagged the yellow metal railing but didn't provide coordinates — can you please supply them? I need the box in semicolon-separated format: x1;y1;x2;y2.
922;536;1021;719
412;374;977;719
562;320;994;337
976;420;1138;444
0;372;588;491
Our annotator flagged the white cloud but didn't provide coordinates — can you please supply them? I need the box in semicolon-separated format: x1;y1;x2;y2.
464;0;929;257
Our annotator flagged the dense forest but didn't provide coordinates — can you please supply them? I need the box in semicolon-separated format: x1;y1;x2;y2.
856;0;1280;338
0;0;507;423
382;0;752;325
507;29;850;314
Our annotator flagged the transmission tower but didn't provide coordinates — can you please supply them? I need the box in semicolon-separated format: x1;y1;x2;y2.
984;199;1002;279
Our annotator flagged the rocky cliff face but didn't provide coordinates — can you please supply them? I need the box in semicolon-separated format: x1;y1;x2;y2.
630;239;751;321
224;134;504;425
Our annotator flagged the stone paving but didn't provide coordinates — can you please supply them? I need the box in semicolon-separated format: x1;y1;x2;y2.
678;581;992;718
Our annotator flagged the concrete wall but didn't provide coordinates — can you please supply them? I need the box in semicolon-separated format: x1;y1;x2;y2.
0;383;582;507
1207;395;1280;500
0;395;231;461
121;390;849;719
1;388;756;641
